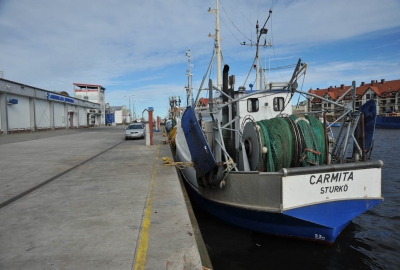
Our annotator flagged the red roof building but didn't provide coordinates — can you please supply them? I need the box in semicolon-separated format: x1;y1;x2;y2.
308;79;400;120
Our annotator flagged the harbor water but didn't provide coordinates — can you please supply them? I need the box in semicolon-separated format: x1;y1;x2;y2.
191;128;400;270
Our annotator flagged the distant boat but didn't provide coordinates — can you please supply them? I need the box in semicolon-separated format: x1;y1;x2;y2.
376;113;400;129
327;122;341;127
319;117;341;128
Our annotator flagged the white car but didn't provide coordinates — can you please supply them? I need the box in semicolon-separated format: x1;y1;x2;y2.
125;123;146;140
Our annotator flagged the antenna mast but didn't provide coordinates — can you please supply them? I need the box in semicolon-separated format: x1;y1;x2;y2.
242;10;272;90
208;0;222;89
185;49;193;106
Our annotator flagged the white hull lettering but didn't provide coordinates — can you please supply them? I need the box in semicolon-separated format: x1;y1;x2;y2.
310;172;354;185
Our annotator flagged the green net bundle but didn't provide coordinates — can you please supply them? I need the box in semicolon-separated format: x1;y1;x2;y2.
257;121;274;172
256;115;325;172
257;118;293;172
305;115;326;165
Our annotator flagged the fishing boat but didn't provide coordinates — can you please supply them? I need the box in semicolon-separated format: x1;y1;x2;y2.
327;122;341;127
376;112;400;129
169;1;383;244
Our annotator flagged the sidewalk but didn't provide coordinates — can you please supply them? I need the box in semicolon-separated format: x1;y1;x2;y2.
0;127;208;269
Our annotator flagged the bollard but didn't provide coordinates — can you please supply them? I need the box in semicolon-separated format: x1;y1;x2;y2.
148;107;154;146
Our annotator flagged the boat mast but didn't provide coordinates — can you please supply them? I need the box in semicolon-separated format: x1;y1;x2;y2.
242;10;272;90
185;49;193;106
194;0;223;104
255;21;260;90
208;0;222;89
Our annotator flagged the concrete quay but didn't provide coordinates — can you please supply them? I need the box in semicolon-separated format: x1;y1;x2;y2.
0;126;211;270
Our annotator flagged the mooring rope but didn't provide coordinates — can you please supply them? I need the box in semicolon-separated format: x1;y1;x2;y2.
162;157;193;170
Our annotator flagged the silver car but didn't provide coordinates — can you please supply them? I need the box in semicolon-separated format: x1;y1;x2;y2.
125;123;146;140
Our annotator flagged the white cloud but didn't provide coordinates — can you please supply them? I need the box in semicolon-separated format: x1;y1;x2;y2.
1;0;400;116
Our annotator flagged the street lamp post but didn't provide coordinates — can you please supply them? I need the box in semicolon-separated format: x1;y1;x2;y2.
124;95;135;123
132;101;136;120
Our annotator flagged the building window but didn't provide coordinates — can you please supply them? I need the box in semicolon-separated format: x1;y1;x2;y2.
247;98;259;112
273;97;284;111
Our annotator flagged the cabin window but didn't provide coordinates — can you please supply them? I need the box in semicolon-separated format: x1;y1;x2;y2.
247;98;259;112
273;97;284;111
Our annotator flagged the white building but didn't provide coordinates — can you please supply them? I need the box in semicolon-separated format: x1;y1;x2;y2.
0;78;101;134
292;100;308;115
73;83;106;126
111;105;131;124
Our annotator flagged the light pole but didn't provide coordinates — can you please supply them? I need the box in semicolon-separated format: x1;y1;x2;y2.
124;95;135;123
132;101;136;120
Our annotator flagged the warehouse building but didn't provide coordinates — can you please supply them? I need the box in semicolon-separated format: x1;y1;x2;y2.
0;78;102;135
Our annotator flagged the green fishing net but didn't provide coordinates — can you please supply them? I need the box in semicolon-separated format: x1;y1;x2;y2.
256;115;325;172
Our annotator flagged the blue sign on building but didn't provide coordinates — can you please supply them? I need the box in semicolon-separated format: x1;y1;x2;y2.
46;92;75;104
8;98;18;105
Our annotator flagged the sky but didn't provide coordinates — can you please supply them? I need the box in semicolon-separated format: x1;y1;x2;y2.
1;0;400;119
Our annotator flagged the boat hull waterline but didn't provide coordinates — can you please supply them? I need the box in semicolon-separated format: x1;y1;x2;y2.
183;176;381;244
179;165;382;244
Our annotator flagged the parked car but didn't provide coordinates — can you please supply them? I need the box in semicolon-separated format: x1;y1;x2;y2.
125;123;146;140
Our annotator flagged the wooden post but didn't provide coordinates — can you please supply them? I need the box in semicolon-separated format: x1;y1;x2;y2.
148;107;154;146
323;112;329;164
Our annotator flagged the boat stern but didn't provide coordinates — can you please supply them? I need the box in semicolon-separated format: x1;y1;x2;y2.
280;161;383;242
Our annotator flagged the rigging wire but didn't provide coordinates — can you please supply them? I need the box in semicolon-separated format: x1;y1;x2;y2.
205;0;287;91
269;9;283;80
242;54;258;87
278;69;307;116
264;64;297;71
220;13;244;45
229;0;253;25
295;72;307;107
220;0;252;43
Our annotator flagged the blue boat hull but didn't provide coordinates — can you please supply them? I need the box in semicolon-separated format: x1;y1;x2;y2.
376;115;400;129
327;122;340;127
183;179;381;244
181;105;216;177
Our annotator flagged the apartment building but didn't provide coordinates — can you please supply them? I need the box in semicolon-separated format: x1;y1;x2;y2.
308;79;400;121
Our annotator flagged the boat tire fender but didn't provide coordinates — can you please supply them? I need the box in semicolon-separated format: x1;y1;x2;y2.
196;171;208;187
208;165;225;186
